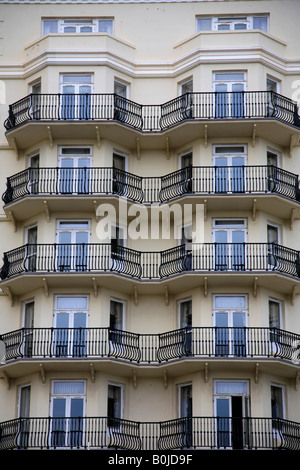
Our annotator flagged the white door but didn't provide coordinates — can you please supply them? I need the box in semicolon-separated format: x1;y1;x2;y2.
60;75;92;119
213;72;246;118
56;220;90;272
18;385;31;448
23;300;34;357
25;225;37;272
50;381;85;448
214;146;246;193
267;224;280;269
213;219;246;271
179;299;192;355
179;384;193;447
58;147;92;194
214;381;250;449
54;296;88;357
213;296;247;357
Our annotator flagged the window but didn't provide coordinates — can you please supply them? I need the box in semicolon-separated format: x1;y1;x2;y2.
214;380;250;449
109;299;125;345
196;15;268;33
108;384;122;427
179;383;192;447
60;74;93;120
58;146;92;194
18;385;31;448
50;381;85;448
213;295;248;357
179;78;193;95
178;299;192;356
213;145;247;193
25;225;37;272
213;72;247;118
22;300;34;357
212;219;247;271
54;296;88;357
42;18;113;35
271;384;285;422
114;79;128;99
56;220;90;272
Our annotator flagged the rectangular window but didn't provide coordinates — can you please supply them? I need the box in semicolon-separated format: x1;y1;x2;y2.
196;15;268;33
42;18;113;35
108;384;122;427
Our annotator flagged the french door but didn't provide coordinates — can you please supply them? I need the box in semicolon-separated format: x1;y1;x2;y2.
60;75;92;120
25;225;37;272
213;219;246;271
50;381;85;448
58;147;92;194
214;146;246;193
109;299;124;346
213;296;247;357
18;385;31;448
56;220;90;272
179;384;193;447
54;296;88;357
213;72;246;118
22;300;34;357
179;299;192;355
215;381;250;449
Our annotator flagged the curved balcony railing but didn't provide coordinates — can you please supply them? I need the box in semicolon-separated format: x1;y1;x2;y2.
0;243;299;281
4;91;300;132
0;416;299;450
1;326;299;365
2;165;300;205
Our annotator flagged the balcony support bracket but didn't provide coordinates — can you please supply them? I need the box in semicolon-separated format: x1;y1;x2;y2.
253;277;258;297
291;285;298;306
163;370;168;389
8;210;17;232
252;199;257;221
204;277;208;297
290;208;300;231
11;137;22;160
39;364;46;384
47;126;53;149
132;369;137;389
289;134;298;158
90;363;95;383
165;285;169;306
0;371;10;390
44;201;50;223
204;125;208;148
95;126;101;148
252;124;256;147
92;278;98;297
204;199;207;222
165;137;170;160
133;286;138;305
255;363;259;384
136;137;141;160
204;362;209;383
42;278;49;298
4;287;14;307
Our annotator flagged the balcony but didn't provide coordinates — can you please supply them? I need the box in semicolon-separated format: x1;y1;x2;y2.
0;416;299;450
1;326;299;367
2;165;300;221
4;91;300;150
0;243;299;296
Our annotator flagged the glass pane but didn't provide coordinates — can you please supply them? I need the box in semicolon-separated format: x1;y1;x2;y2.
217;397;229;417
197;18;212;31
180;300;192;328
216;312;228;327
63;75;92;84
53;382;85;395
215;73;244;82
59;232;72;244
216;381;247;394
269;301;280;328
43;20;58;34
99;20;113;34
74;313;86;329
80;26;93;33
234;23;247;30
56;313;69;328
215;146;245;154
253;16;267;32
70;398;84;418
271;386;284;419
215;296;246;309
232;231;244;243
58;221;89;229
215;231;228;243
180;385;192;418
57;297;87;309
110;301;123;329
218;24;230;30
79;86;91;95
53;398;66;417
20;386;31;417
233;313;245;328
64;27;76;33
61;147;91;155
76;232;89;244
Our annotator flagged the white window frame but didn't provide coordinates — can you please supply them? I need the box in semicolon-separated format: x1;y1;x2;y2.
113;150;128;172
196;15;269;33
179;78;193;96
178;150;193;169
114;79;129;99
267;76;280;94
110;298;126;330
107;382;124;422
269;298;282;330
178;382;193;418
42;18;114;35
267;148;280;167
60;74;94;93
270;383;286;420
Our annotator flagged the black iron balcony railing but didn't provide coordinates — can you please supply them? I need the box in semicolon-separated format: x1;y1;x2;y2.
4;91;300;132
1;242;300;281
1;326;299;365
2;165;300;205
0;416;299;450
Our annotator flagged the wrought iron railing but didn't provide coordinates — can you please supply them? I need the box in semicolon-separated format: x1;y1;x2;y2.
1;243;299;281
0;326;299;365
3;165;300;205
4;91;300;132
0;416;299;450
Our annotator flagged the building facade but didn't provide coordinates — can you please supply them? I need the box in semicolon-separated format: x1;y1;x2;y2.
0;0;299;451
